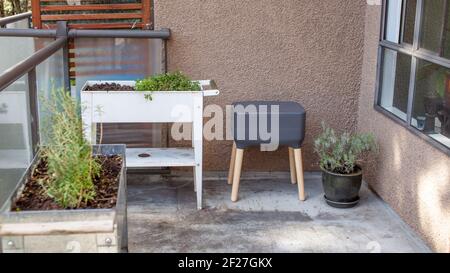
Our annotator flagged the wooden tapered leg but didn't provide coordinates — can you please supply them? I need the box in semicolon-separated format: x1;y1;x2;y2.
231;148;244;202
227;142;237;185
289;147;297;184
294;148;306;201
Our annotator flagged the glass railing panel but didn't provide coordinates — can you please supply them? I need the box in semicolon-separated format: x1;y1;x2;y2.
73;38;164;93
73;38;165;148
0;37;36;75
0;39;66;206
5;18;30;29
35;48;65;145
0;37;57;75
0;75;32;207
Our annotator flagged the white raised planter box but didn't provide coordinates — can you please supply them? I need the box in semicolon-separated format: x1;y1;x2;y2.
80;80;220;210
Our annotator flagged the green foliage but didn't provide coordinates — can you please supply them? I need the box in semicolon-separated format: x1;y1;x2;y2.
0;0;28;17
40;88;100;208
135;72;201;100
434;69;448;98
314;123;377;174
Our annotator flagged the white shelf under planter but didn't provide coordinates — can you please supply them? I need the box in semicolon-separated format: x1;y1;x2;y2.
80;80;220;210
126;148;195;168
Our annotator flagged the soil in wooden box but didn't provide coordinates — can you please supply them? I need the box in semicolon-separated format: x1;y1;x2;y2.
12;155;123;211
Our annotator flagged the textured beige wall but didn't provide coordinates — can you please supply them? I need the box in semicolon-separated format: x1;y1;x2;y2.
154;0;449;253
358;4;450;253
154;0;366;171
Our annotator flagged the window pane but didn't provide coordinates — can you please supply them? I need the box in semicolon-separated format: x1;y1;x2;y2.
402;0;417;44
412;59;450;148
385;0;403;43
420;0;450;58
379;48;412;120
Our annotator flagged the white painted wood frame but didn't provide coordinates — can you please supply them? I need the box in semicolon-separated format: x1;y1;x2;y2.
80;80;219;210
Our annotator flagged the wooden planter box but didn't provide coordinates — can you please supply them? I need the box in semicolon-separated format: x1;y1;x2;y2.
80;80;219;210
0;145;127;253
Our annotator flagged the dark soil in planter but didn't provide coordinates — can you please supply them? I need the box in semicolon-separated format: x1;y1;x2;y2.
84;83;135;91
11;155;123;211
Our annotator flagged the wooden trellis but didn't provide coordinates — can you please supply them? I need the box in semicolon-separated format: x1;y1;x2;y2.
31;0;153;30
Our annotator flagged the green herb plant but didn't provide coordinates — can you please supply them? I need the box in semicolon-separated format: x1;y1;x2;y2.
433;68;448;98
40;88;100;208
135;72;201;101
314;123;377;174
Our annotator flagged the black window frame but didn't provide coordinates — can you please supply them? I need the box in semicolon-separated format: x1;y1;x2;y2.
375;0;450;156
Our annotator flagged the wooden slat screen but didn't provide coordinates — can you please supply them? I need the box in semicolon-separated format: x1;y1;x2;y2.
30;0;154;79
31;0;152;30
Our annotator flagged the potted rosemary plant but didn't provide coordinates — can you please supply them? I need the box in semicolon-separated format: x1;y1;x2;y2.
314;123;377;208
0;89;127;253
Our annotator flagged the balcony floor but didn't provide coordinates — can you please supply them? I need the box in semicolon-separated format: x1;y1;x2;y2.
127;172;430;253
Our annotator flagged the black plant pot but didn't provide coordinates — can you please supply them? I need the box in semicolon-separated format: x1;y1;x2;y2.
424;95;442;116
321;166;363;209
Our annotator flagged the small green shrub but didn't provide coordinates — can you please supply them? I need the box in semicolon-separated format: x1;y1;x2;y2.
314;123;377;174
135;72;201;100
40;88;100;208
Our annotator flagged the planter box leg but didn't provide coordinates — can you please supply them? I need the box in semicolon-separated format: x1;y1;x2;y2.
194;165;202;209
193;95;203;210
193;166;197;193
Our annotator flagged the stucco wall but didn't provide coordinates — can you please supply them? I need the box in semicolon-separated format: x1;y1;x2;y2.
358;3;450;253
154;0;366;171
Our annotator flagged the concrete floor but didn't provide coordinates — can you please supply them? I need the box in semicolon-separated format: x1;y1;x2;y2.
127;172;431;253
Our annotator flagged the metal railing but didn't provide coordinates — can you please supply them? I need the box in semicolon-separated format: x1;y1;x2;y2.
68;28;170;39
0;26;170;38
0;12;32;28
0;14;171;154
0;21;170;88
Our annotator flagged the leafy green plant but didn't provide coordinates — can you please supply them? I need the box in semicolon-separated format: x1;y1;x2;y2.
135;72;201;100
39;88;100;208
434;69;448;98
314;123;377;174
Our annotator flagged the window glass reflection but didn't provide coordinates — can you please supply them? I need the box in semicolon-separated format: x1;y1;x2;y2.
412;59;450;147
